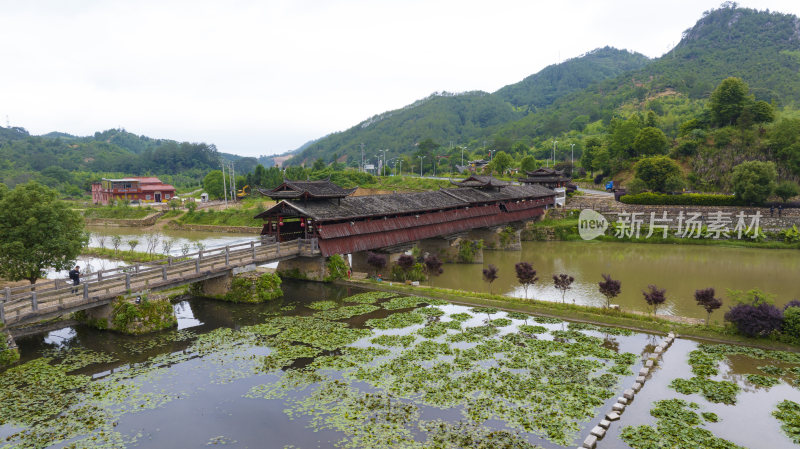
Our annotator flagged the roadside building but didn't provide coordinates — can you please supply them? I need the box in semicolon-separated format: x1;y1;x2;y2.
517;168;571;189
91;177;176;205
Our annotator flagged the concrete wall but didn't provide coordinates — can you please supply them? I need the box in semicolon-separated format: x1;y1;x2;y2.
567;196;800;231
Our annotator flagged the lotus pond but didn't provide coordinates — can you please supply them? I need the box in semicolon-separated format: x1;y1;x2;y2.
3;280;800;448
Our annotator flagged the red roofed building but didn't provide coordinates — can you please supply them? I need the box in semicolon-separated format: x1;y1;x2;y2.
91;177;176;205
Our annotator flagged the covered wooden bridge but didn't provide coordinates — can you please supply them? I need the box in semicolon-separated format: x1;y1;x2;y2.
255;176;556;257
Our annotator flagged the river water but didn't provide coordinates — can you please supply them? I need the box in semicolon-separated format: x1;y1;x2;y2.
80;226;800;320
5;280;800;449
430;240;800;320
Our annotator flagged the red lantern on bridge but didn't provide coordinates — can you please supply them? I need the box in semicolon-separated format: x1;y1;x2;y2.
300;218;305;228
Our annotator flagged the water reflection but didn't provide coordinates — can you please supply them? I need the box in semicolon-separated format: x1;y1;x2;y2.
86;226;258;257
430;240;800;319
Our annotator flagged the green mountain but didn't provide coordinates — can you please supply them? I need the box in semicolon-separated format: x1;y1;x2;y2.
290;6;800;167
492;6;800;141
0;126;225;194
288;47;650;166
494;47;651;109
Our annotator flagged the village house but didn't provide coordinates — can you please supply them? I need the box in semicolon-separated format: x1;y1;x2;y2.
91;177;176;205
517;167;572;189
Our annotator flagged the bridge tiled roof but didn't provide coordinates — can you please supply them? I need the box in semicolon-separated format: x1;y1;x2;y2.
254;184;554;222
265;179;357;199
450;175;510;188
519;167;570;184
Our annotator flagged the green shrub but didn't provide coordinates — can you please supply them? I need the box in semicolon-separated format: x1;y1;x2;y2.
780;225;800;243
457;239;484;263
390;262;426;282
224;273;283;302
783;307;800;341
110;296;176;334
0;332;19;366
324;254;348;282
620;192;743;206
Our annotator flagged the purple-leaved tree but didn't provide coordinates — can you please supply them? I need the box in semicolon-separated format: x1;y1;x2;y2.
482;264;499;295
642;284;667;315
366;252;387;278
724;295;783;337
598;274;621;308
514;262;538;300
695;287;723;325
423;254;444;286
553;273;575;304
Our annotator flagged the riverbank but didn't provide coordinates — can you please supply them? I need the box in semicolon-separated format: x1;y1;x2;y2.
80;247;171;263
344;278;800;351
525;215;800;249
166;221;261;234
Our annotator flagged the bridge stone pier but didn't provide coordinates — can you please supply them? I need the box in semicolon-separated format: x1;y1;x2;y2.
200;271;233;296
417;236;484;264
468;222;525;251
350;250;406;278
277;255;348;282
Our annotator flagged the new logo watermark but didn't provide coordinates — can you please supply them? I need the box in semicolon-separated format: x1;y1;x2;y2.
578;209;609;240
578;209;764;241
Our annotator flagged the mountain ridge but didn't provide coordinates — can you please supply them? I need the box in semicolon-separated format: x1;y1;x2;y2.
287;5;800;167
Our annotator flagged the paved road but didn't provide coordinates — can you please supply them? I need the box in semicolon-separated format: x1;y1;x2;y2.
577;187;613;197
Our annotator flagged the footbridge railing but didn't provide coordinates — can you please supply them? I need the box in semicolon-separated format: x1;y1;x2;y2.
0;238;320;327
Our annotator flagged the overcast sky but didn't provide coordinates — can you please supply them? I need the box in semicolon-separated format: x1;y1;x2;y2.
1;0;799;158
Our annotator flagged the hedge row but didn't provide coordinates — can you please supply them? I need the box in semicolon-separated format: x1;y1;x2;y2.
620;192;744;206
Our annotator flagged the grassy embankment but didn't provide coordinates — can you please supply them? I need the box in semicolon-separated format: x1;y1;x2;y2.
82;206;158;220
529;216;800;249
175;202;266;227
81;247;172;263
347;279;800;351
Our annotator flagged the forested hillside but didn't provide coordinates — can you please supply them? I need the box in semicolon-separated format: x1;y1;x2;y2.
0;127;246;195
287;5;800;180
494;47;650;109
494;6;800;142
288;48;650;166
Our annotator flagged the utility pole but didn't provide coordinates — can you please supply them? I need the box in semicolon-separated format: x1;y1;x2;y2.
221;162;228;206
230;162;236;202
570;143;575;177
418;155;425;177
461;146;464;167
378;149;388;176
360;143;365;173
552;140;558;168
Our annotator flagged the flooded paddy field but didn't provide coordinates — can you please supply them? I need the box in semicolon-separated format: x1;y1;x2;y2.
3;280;799;448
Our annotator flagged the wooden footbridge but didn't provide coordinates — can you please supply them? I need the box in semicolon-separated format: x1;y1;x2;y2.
0;238;320;328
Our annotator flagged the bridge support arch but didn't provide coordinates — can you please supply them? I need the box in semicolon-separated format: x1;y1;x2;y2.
350;250;407;278
200;271;233;297
468;222;524;251
417;236;484;264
